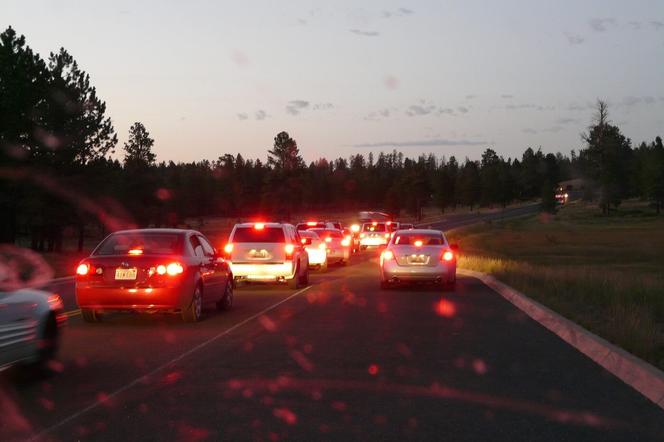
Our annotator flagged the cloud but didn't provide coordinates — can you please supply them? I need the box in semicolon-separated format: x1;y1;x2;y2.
406;103;436;116
555;117;578;125
364;108;392;121
237;113;248;120
285;100;310;115
620;96;656;107
313;103;334;111
589;18;616;32
350;29;380;37
501;94;514;99
628;21;642;30
567;102;594;111
543;126;564;133
353;138;487;148
504;103;553;111
255;110;268;120
465;94;477;99
522;128;538;134
651;21;664;31
398;8;414;15
230;50;250;67
564;33;585;45
437;107;455;115
457;106;469;114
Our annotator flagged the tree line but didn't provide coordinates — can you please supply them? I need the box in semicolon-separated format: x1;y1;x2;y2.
1;26;663;252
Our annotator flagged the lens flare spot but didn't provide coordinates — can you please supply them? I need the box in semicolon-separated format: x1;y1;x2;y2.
435;299;456;317
273;407;297;425
473;358;488;375
368;364;379;375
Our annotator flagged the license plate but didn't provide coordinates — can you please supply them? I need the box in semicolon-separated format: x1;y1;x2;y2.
408;255;428;264
115;268;137;280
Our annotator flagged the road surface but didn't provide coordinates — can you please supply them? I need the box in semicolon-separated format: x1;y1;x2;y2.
1;204;662;441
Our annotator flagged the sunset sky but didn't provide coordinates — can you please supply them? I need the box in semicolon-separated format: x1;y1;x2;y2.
4;0;664;163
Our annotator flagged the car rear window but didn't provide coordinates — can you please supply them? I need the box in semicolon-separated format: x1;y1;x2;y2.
232;227;285;243
299;230;319;239
394;233;444;246
312;229;343;238
362;223;386;232
94;233;184;256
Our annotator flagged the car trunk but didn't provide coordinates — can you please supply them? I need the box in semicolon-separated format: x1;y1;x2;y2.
231;243;287;264
83;255;173;288
393;246;444;267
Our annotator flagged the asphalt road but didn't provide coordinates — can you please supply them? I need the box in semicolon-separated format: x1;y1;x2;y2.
2;204;662;441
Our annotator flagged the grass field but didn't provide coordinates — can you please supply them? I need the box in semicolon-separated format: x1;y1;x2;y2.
448;200;664;370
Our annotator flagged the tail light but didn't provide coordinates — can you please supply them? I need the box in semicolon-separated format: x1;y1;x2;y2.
318;243;326;250
384;233;390;238
285;243;295;259
360;233;365;238
166;262;184;275
414;240;423;247
380;249;394;266
301;238;307;244
223;243;233;259
254;223;265;230
442;250;454;262
325;237;332;243
128;248;143;255
351;224;360;232
76;263;90;276
341;238;350;247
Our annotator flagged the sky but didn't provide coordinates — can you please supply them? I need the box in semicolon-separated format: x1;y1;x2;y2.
3;0;664;164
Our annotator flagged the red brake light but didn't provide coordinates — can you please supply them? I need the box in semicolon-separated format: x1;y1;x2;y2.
166;262;184;275
414;240;423;247
307;221;317;226
224;243;233;254
442;250;454;262
351;224;360;232
128;248;143;255
372;221;377;226
76;263;90;276
318;243;326;250
384;233;390;238
325;237;332;243
360;233;365;238
341;238;350;247
382;250;394;260
285;243;295;258
301;238;307;244
156;264;167;275
254;223;265;230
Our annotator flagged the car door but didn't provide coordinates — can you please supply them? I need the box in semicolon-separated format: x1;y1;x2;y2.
197;234;228;296
0;291;37;367
189;235;218;303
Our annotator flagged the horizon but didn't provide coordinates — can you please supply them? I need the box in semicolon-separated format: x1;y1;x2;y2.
3;0;664;163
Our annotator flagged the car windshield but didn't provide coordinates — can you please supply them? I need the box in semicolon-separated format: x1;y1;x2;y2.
232;227;285;243
94;233;184;256
362;223;386;232
394;233;444;246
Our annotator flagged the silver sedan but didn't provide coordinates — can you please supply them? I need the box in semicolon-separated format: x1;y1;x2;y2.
379;229;457;289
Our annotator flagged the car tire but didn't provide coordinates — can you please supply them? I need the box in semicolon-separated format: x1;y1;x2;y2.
319;259;328;273
217;279;234;311
299;267;309;286
81;308;101;323
288;263;301;289
380;280;391;290
34;314;59;370
340;259;347;266
360;245;367;251
182;284;203;322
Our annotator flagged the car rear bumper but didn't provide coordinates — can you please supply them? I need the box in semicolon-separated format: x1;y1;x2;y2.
360;237;388;247
76;282;193;311
305;249;327;265
326;248;350;261
381;262;456;282
230;262;295;281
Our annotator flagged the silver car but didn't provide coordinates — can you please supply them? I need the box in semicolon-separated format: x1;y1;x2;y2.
1;289;66;371
310;228;351;266
379;229;458;289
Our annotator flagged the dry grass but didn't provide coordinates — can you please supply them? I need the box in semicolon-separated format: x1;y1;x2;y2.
448;201;664;370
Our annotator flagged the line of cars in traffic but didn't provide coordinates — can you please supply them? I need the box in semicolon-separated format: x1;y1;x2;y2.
1;215;457;373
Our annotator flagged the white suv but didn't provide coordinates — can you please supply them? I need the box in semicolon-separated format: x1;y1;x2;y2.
225;222;309;289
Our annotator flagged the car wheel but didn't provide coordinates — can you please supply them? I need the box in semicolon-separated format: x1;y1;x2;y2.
380;280;391;290
288;263;301;289
81;308;101;323
340;259;347;266
360;245;367;251
217;279;234;311
34;314;59;369
182;285;203;322
299;267;309;286
319;259;328;273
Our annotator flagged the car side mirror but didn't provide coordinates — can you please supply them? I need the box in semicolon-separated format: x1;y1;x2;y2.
301;238;312;246
450;243;460;252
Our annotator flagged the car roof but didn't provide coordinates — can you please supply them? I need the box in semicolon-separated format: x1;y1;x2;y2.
235;222;290;228
394;228;444;235
111;228;198;236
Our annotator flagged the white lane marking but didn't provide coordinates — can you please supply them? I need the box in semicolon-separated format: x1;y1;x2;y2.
31;285;313;441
